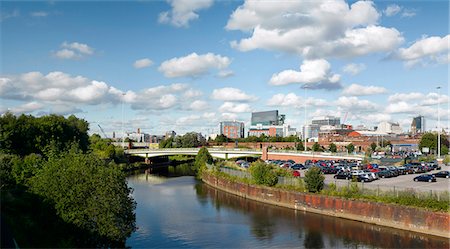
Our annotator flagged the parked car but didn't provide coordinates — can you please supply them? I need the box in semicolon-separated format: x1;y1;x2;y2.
413;174;436;182
292;170;301;177
334;171;351;180
356;174;372;182
433;171;450;178
377;170;393;178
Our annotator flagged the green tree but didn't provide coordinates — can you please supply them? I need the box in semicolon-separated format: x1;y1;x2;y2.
29;151;136;247
249;161;278;186
159;137;174;148
329;143;337;153
346;143;355;153
370;142;377;152
419;132;450;155
304;166;325;193
296;142;305;151
215;134;229;144
312;142;321;152
194;147;213;176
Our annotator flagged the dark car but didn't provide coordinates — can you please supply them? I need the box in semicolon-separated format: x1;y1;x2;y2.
377;170;393;178
356;174;372;182
433;171;450;178
290;163;305;170
413;174;436;182
334;171;351;180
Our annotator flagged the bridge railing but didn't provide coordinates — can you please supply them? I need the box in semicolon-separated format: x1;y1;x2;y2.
125;147;263;153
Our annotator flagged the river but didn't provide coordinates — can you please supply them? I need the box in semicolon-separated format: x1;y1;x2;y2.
126;172;448;248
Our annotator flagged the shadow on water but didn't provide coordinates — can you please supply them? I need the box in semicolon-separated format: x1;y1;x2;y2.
196;182;449;249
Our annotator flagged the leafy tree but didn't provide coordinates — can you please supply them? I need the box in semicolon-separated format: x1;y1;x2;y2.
249;161;278;186
419;132;449;155
159;137;174;148
29;150;136;247
12;153;43;186
370;142;377;152
304;166;325;193
346;143;355;153
194;147;213;176
89;134;116;160
312;142;321;152
329;143;337;153
215;134;229;144
296;142;305;151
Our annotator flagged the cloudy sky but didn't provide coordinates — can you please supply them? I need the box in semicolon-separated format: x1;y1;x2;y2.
1;0;449;137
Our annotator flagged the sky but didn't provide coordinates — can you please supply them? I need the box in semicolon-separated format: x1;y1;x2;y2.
1;0;449;137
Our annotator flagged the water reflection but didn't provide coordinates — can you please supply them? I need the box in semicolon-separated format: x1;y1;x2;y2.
126;174;449;249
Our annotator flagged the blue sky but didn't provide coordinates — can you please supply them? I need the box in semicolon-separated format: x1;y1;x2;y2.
1;0;449;137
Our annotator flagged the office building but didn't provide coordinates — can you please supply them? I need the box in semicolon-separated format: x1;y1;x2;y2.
251;110;284;126
376;121;402;135
248;110;293;137
219;121;245;139
311;116;341;127
411;116;425;135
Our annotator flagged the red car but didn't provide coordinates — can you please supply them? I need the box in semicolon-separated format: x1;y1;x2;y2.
292;170;301;177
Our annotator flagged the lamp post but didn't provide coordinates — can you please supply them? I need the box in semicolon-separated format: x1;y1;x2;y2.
437;86;441;159
121;93;125;149
304;86;308;152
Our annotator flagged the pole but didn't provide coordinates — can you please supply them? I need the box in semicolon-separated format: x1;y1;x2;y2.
304;86;307;152
121;93;125;148
437;86;441;159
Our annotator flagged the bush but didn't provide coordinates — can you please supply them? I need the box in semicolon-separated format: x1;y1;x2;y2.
304;166;325;193
249;161;278;186
194;147;213;178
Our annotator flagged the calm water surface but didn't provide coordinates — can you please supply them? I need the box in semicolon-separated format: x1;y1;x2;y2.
126;173;449;248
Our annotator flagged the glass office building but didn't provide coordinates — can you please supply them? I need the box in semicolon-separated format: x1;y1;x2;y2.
251;110;284;125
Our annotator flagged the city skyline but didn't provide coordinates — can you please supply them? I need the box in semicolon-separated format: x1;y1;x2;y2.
1;0;449;136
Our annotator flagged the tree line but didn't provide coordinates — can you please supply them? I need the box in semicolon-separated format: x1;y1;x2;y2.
0;113;135;248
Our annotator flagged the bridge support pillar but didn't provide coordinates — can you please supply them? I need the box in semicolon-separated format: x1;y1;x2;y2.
262;146;268;161
225;153;228;160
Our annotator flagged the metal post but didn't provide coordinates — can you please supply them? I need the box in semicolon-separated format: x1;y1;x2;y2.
304;86;307;152
437;86;441;159
121;93;125;148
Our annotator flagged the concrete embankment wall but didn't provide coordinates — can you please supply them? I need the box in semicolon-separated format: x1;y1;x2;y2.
202;173;450;238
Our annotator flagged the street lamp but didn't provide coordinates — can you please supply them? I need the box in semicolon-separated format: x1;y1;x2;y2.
121;93;125;149
437;86;441;159
303;86;308;152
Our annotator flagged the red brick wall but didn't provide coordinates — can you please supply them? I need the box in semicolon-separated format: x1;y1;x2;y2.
202;173;450;239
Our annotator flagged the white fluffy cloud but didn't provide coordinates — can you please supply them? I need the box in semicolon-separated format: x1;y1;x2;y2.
396;35;449;66
388;92;449;106
184;89;203;98
159;52;232;78
266;93;328;108
0;71;196;114
133;58;153;69
227;0;403;59
54;41;94;59
342;63;366;75
159;0;213;27
335;96;378;111
211;87;257;102
383;4;402;17
219;102;252;113
269;59;341;89
189;100;209;111
342;84;387;96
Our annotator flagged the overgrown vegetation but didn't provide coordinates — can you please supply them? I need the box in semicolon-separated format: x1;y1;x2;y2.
249;161;278;186
419;132;450;155
0;113;136;247
194;147;213;178
304;166;325;193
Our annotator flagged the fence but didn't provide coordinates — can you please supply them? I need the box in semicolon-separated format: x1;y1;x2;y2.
324;181;450;202
207;164;303;187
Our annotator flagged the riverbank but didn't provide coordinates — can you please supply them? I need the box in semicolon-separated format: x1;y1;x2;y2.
202;172;450;238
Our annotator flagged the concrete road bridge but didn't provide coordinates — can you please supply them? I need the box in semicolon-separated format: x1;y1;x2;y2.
125;147;363;162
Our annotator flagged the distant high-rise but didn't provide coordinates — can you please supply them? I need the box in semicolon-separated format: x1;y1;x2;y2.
251;110;283;126
311;116;341;127
219;121;245;139
411;116;425;135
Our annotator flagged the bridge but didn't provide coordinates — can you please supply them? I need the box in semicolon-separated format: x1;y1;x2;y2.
124;147;363;162
125;148;262;160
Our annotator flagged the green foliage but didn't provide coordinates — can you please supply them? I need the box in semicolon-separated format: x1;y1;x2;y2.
249;161;278;186
329;143;337;153
304;166;325;193
296;142;305;151
346;143;355;153
194;147;213;177
29;151;136;246
159;137;174;148
0;153;20;188
0;113;89;156
312;142;321;152
12;153;43;186
214;134;229;144
370;142;377;152
89;134;117;160
444;155;450;165
419;132;450;154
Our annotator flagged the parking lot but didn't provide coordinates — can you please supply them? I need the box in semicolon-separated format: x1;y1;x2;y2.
316;168;450;193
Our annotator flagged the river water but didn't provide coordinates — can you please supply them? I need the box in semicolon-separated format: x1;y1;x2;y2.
126;173;448;248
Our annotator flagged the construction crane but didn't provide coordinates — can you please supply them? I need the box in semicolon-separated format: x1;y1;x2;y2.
97;124;109;139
